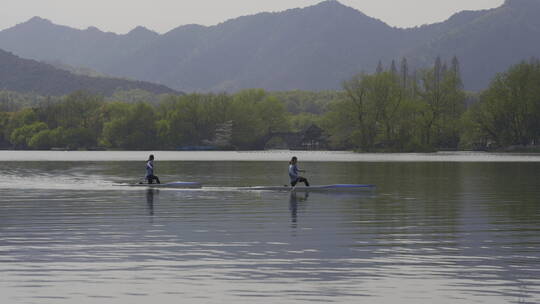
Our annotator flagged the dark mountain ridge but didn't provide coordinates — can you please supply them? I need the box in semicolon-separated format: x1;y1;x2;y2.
0;0;538;92
0;49;178;96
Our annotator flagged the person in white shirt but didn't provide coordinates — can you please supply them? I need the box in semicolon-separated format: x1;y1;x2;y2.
288;156;309;187
145;154;161;184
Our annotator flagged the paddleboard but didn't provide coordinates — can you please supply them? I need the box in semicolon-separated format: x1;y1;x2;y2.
128;181;202;189
236;184;376;192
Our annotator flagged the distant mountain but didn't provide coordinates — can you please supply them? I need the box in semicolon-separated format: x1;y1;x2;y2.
45;60;108;78
0;49;178;96
0;0;538;92
402;0;540;90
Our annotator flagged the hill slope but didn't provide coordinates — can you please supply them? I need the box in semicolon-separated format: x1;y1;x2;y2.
0;49;178;96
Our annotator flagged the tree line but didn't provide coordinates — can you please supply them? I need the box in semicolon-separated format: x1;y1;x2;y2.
1;58;539;151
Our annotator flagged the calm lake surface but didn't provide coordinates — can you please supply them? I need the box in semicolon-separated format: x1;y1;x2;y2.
1;151;539;303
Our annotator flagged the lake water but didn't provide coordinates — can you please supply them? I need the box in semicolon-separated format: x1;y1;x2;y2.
1;151;539;303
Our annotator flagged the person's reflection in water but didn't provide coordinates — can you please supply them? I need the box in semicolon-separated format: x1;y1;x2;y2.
289;191;309;228
146;188;158;216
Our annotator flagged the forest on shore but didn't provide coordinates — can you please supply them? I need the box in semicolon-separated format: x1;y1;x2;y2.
1;58;539;152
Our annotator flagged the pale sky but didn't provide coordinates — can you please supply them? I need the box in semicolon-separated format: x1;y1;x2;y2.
0;0;505;34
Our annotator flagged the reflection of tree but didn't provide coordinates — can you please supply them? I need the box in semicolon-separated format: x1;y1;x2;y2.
340;162;464;242
467;163;540;225
452;162;540;298
339;162;539;298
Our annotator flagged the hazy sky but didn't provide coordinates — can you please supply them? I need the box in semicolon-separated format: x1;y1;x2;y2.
0;0;505;34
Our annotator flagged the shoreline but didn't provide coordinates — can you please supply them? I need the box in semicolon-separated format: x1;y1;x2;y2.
1;150;540;162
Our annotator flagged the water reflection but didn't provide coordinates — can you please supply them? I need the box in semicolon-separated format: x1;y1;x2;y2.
146;188;157;216
1;161;539;303
289;191;309;227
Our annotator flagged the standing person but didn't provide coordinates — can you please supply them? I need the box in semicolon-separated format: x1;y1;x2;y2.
288;156;309;187
145;154;160;184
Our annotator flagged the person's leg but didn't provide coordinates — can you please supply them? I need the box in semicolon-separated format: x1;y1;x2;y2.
291;179;298;187
298;177;309;186
148;175;159;184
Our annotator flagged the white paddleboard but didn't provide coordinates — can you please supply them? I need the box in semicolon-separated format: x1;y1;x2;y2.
236;184;376;192
128;181;202;189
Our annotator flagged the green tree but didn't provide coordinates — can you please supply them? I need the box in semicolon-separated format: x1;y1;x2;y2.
36;91;105;148
5;108;39;148
10;122;48;149
417;58;466;148
326;72;411;151
28;129;57;150
463;60;540;148
0;112;11;147
270;90;340;115
227;89;267;149
101;103;157;149
256;95;290;134
289;113;322;133
157;93;231;148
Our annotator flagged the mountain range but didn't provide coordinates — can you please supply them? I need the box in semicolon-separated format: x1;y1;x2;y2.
0;0;539;92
